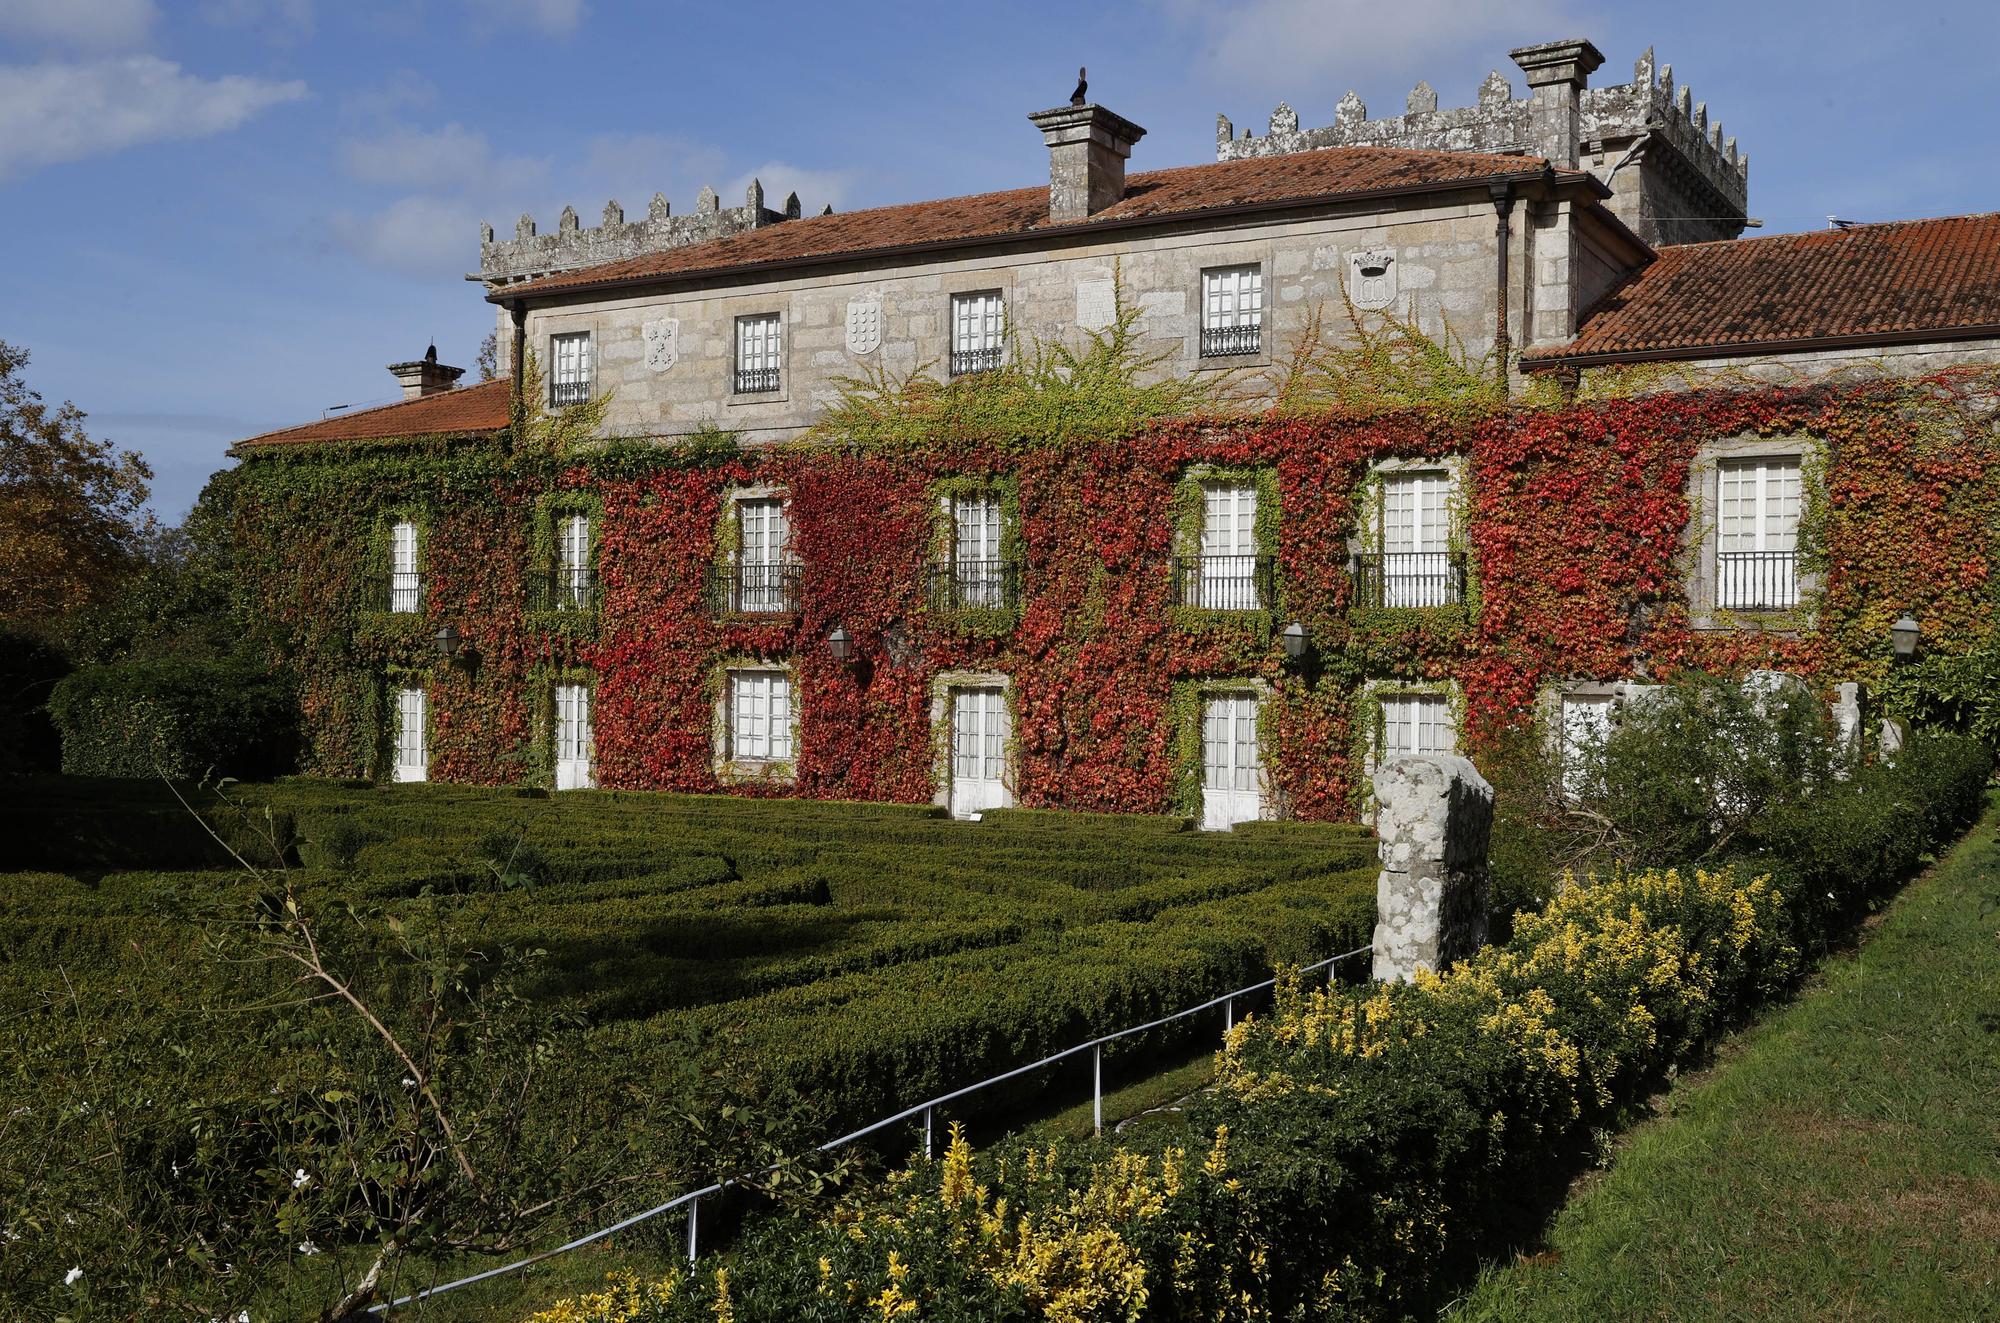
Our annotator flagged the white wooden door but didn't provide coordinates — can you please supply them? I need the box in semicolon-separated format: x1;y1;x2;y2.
392;687;427;783
948;687;1009;819
1558;692;1613;800
554;683;594;790
1200;693;1264;830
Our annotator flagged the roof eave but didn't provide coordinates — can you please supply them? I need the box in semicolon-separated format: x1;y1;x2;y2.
489;166;1603;306
1521;321;2000;371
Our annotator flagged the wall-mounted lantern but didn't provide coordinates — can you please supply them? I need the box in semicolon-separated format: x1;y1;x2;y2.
1280;620;1310;662
433;623;464;657
1889;614;1921;662
826;624;856;663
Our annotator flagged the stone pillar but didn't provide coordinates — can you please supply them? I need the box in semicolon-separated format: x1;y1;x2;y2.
1370;755;1494;983
1830;681;1864;769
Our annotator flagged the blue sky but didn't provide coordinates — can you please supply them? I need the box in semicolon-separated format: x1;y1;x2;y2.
4;0;1996;520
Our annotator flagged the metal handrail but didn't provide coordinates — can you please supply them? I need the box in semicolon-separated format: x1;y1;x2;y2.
1171;554;1272;610
927;559;1021;611
1350;551;1465;609
1200;323;1261;358
369;940;1375;1313
1715;550;1800;610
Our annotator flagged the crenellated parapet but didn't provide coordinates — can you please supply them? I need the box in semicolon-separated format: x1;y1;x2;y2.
478;180;807;287
1217;42;1748;245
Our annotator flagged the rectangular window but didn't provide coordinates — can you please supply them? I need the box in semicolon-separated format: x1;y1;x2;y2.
735;313;782;393
949;492;1005;607
1558;692;1614;800
1200;266;1263;357
1716;457;1802;609
1370;469;1457;608
1185;482;1263;609
730;670;793;762
1202;693;1262;793
390;520;421;613
555;682;594;789
735;497;791;613
550;332;592;406
558;514;591;610
1379;693;1453;761
950;292;1005;376
393;686;427;782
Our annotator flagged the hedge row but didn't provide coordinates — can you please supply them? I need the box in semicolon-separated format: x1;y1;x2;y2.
46;657;298;779
531;732;1994;1322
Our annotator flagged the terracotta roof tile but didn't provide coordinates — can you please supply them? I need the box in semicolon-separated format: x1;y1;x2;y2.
1525;213;2000;365
499;147;1582;299
232;378;510;451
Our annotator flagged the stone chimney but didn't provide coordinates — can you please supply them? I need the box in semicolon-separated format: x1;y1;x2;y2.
386;344;465;399
1508;38;1604;167
1027;102;1146;223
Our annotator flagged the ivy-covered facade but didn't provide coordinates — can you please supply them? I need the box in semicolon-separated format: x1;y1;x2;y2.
224;371;2000;820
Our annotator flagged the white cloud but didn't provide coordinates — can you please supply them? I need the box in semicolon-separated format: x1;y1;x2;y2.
1158;0;1575;92
0;56;307;180
339;70;438;123
474;0;585;36
340;123;547;195
326;195;476;278
0;0;156;50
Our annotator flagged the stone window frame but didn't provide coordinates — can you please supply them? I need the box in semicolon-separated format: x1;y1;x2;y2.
547;327;595;406
1355;677;1463;808
1192;242;1277;371
1348;454;1471;558
1192;675;1279;822
1534;679;1629;801
1685;433;1822;631
940;268;1017;377
712;661;799;785
726;301;791;406
927;670;1018;813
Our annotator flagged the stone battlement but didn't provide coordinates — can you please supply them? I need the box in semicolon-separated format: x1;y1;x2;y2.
478;180;805;286
1217;44;1747;245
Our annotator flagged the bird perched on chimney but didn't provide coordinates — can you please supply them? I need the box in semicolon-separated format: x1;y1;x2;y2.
1070;67;1087;107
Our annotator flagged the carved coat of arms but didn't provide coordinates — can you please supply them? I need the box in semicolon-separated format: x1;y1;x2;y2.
642;317;679;372
1349;250;1398;311
845;298;882;355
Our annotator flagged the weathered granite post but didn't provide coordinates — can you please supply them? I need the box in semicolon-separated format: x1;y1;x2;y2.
1370;755;1494;982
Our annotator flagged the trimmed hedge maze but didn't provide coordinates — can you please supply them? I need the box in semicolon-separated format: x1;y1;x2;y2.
2;777;1378;1135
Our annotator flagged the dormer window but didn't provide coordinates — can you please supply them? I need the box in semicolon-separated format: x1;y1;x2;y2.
735;313;782;394
950;292;1005;376
550;332;592;406
1200;265;1262;358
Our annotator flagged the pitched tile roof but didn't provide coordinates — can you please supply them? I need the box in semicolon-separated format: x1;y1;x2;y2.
497;147;1586;299
1524;213;2000;366
232;378;510;451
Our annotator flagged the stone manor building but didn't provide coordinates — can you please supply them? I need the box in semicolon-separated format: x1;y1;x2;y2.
232;38;2000;820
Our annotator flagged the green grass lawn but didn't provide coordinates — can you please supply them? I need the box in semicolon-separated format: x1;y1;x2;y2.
1451;793;2000;1322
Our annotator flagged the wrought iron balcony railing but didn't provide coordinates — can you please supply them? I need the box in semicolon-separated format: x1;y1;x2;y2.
734;366;781;394
1350;551;1465;609
529;567;599;613
927;558;1021;611
1199;323;1262;358
706;561;800;615
1716;550;1800;611
1171;554;1273;611
549;378;592;407
384;571;423;614
949;345;1004;377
